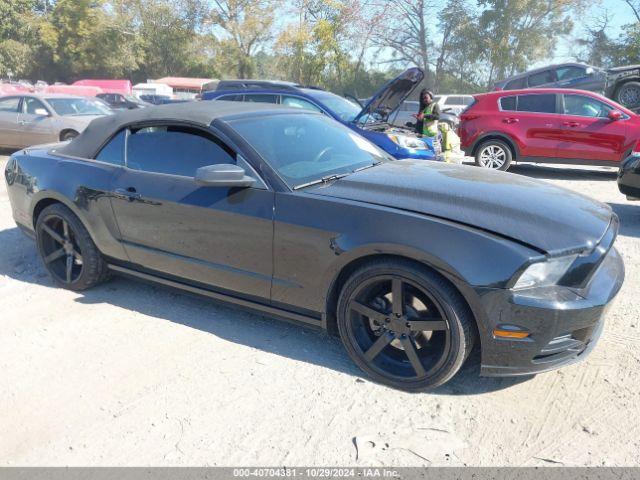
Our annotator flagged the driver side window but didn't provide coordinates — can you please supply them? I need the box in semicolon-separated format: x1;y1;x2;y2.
556;66;586;81
125;125;237;177
22;97;48;115
563;94;613;118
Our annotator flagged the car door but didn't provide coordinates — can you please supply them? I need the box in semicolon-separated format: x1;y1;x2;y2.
108;124;275;301
499;93;563;158
527;69;557;88
18;97;58;147
556;93;628;163
0;96;22;147
504;76;527;90
553;65;602;92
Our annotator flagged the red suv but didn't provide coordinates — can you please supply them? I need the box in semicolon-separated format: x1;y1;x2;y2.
459;88;639;171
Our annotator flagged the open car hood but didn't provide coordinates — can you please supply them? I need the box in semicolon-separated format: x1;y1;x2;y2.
354;68;424;124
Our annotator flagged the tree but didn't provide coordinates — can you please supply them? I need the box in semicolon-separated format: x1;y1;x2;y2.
0;0;39;78
209;0;278;78
373;0;434;84
434;0;478;91
130;0;211;79
574;13;617;66
273;0;377;93
38;0;145;81
623;0;640;22
473;0;585;85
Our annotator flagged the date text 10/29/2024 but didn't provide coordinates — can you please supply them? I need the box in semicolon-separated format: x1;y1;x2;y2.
233;468;400;478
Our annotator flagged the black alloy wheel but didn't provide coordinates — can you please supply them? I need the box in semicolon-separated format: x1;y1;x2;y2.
337;260;475;391
36;204;109;291
39;214;83;284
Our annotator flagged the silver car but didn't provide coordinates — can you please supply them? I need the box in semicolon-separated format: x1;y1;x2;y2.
0;93;112;149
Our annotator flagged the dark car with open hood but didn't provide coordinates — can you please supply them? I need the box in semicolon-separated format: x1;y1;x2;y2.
4;100;624;391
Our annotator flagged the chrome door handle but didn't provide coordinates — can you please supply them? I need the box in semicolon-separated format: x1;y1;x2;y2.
18;120;32;125
503;118;519;124
562;121;580;127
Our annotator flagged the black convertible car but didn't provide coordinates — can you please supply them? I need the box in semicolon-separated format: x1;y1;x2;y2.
618;152;640;200
4;101;624;391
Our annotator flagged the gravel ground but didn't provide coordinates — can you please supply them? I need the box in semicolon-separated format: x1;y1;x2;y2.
1;153;639;467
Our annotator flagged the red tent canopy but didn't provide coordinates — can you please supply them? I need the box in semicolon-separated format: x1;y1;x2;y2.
73;79;132;95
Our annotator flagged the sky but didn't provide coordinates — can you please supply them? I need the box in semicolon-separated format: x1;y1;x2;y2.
360;0;637;71
553;0;634;63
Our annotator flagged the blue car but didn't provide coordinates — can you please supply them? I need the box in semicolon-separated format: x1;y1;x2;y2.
202;68;441;161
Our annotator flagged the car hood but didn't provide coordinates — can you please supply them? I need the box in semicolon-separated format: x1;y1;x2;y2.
354;68;424;124
305;161;612;254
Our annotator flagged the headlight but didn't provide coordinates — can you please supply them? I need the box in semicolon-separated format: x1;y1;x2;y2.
387;134;429;150
513;255;578;290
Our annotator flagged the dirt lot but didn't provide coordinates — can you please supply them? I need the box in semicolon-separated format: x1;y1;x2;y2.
1;153;639;467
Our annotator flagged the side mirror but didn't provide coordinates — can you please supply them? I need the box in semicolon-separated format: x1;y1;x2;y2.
34;108;49;116
608;110;623;121
195;164;255;188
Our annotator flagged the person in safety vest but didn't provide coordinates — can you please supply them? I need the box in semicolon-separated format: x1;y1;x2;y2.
415;89;440;137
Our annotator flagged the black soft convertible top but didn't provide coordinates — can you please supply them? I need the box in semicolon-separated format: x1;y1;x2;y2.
54;100;292;159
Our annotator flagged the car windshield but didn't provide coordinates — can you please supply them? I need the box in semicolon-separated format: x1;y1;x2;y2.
46;97;111;116
229;113;392;189
305;90;361;122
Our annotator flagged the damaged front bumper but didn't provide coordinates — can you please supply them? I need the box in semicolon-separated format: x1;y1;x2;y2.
476;247;624;377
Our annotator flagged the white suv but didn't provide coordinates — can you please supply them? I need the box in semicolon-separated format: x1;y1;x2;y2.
433;95;475;115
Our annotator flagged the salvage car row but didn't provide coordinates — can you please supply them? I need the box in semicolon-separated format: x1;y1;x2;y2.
3;67;630;390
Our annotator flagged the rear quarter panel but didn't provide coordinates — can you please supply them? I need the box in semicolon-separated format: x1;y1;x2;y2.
459;95;526;156
5;147;128;261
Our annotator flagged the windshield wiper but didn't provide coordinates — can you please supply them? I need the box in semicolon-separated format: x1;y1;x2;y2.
293;172;351;190
353;161;382;173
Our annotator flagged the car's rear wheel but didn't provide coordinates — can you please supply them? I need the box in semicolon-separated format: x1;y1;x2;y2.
616;82;640;109
336;260;475;391
36;204;109;291
475;140;512;171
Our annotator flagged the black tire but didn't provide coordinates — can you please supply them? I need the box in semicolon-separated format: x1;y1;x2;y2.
35;203;110;291
60;130;78;142
336;259;475;391
474;139;513;171
615;81;640;110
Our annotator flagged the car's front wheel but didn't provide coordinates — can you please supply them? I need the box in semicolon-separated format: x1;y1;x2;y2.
336;259;475;391
616;81;640;110
475;140;513;171
36;203;110;291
